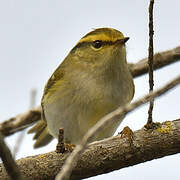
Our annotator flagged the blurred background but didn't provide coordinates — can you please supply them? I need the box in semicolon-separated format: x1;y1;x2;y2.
0;0;180;179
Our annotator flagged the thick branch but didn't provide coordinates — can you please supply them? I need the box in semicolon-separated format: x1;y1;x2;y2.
0;47;179;137
0;119;180;180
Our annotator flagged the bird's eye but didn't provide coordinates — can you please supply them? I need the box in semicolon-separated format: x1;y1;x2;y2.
92;40;102;49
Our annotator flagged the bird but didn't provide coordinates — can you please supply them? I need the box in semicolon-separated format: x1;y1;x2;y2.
28;27;134;148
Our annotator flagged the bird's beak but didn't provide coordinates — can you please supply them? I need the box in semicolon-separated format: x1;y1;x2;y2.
116;37;129;45
122;37;129;43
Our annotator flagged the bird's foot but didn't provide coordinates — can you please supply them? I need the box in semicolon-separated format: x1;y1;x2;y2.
119;126;134;146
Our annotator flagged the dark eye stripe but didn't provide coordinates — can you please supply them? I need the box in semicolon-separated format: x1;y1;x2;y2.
71;41;114;52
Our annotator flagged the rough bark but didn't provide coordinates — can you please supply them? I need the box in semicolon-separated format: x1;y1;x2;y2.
0;119;180;180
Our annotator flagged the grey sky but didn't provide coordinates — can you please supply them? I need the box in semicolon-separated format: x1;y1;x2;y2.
0;0;179;179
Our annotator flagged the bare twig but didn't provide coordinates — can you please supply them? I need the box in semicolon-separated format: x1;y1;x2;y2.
29;89;37;109
0;47;179;138
56;75;180;179
56;128;65;153
13;89;37;158
147;0;155;125
0;133;23;180
1;118;180;180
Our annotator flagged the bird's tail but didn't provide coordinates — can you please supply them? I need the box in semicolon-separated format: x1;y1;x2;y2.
28;120;53;148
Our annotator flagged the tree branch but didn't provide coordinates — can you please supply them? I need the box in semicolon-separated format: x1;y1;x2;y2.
147;0;155;125
0;106;41;136
129;46;180;77
0;46;179;137
0;119;180;180
0;133;23;180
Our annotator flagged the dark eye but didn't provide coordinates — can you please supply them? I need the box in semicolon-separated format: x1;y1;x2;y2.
92;40;102;49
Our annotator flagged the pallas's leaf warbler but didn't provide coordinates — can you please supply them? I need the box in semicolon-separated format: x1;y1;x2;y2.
28;28;134;148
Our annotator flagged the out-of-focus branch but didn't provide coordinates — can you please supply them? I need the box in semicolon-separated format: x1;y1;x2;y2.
0;119;180;180
13;89;37;158
129;46;180;77
0;106;41;136
0;133;23;180
0;46;179;137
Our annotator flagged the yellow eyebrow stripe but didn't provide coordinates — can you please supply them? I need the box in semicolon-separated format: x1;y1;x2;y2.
78;34;114;43
78;28;124;44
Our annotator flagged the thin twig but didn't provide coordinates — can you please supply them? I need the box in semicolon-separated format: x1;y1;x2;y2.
55;75;180;180
147;0;155;125
0;133;23;180
56;128;65;153
13;89;37;158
